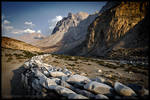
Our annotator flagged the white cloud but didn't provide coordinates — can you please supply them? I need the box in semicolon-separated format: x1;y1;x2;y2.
11;29;24;34
23;28;35;33
37;30;41;33
24;21;35;27
49;26;54;29
48;15;63;33
2;19;42;35
3;25;14;31
4;20;11;24
52;16;63;22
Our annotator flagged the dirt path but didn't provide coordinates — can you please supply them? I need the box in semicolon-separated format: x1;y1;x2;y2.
1;57;28;98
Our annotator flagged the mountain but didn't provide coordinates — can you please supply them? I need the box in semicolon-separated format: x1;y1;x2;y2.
12;33;45;45
71;1;149;61
33;12;98;53
1;37;42;52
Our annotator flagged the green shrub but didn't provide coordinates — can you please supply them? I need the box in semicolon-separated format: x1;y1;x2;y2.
7;57;13;62
5;53;12;57
23;51;36;58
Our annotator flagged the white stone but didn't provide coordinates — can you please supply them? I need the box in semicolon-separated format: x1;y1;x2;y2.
61;76;69;81
49;71;67;77
84;81;113;94
51;78;61;84
67;74;91;84
49;85;76;97
46;78;57;87
98;69;102;73
24;61;30;69
91;77;106;83
74;88;95;98
114;82;137;96
68;93;88;99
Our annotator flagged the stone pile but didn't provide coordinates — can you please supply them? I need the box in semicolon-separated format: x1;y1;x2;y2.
21;54;149;99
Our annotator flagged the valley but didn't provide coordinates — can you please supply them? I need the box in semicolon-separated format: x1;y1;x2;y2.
1;1;149;99
1;47;149;98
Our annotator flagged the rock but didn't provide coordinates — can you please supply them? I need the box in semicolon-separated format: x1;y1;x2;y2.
49;85;76;97
56;67;62;71
49;71;67;77
68;93;88;99
98;69;102;73
91;77;106;83
95;94;109;99
51;78;61;85
43;70;49;76
122;96;138;99
73;88;95;98
114;96;122;99
21;73;25;83
32;79;43;92
61;76;69;81
114;82;137;96
39;76;48;89
24;75;28;86
24;61;30;69
60;80;75;90
46;78;57;88
143;89;149;96
128;84;144;96
84;81;113;95
34;69;47;79
64;71;72;76
67;74;91;84
105;74;112;78
80;72;87;76
104;80;114;87
41;92;47;97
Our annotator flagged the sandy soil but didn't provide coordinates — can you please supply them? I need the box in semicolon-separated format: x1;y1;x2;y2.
42;54;149;89
1;48;149;98
1;48;29;98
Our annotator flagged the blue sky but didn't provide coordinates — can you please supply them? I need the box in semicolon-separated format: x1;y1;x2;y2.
2;2;106;37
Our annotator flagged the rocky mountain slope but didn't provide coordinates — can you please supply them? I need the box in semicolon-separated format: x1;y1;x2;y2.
73;1;149;61
33;12;98;53
1;37;42;52
12;33;45;45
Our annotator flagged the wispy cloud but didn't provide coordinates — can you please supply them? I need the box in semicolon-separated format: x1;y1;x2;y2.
4;20;11;24
24;21;35;27
23;28;36;34
52;16;63;22
48;15;63;33
37;30;41;33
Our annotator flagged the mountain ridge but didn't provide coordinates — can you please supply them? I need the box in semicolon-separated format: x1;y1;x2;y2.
69;1;149;61
1;36;42;52
33;11;98;53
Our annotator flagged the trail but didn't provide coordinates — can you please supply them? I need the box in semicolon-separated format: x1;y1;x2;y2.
1;59;28;98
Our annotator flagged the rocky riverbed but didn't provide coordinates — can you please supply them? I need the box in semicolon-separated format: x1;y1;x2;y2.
20;54;149;99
